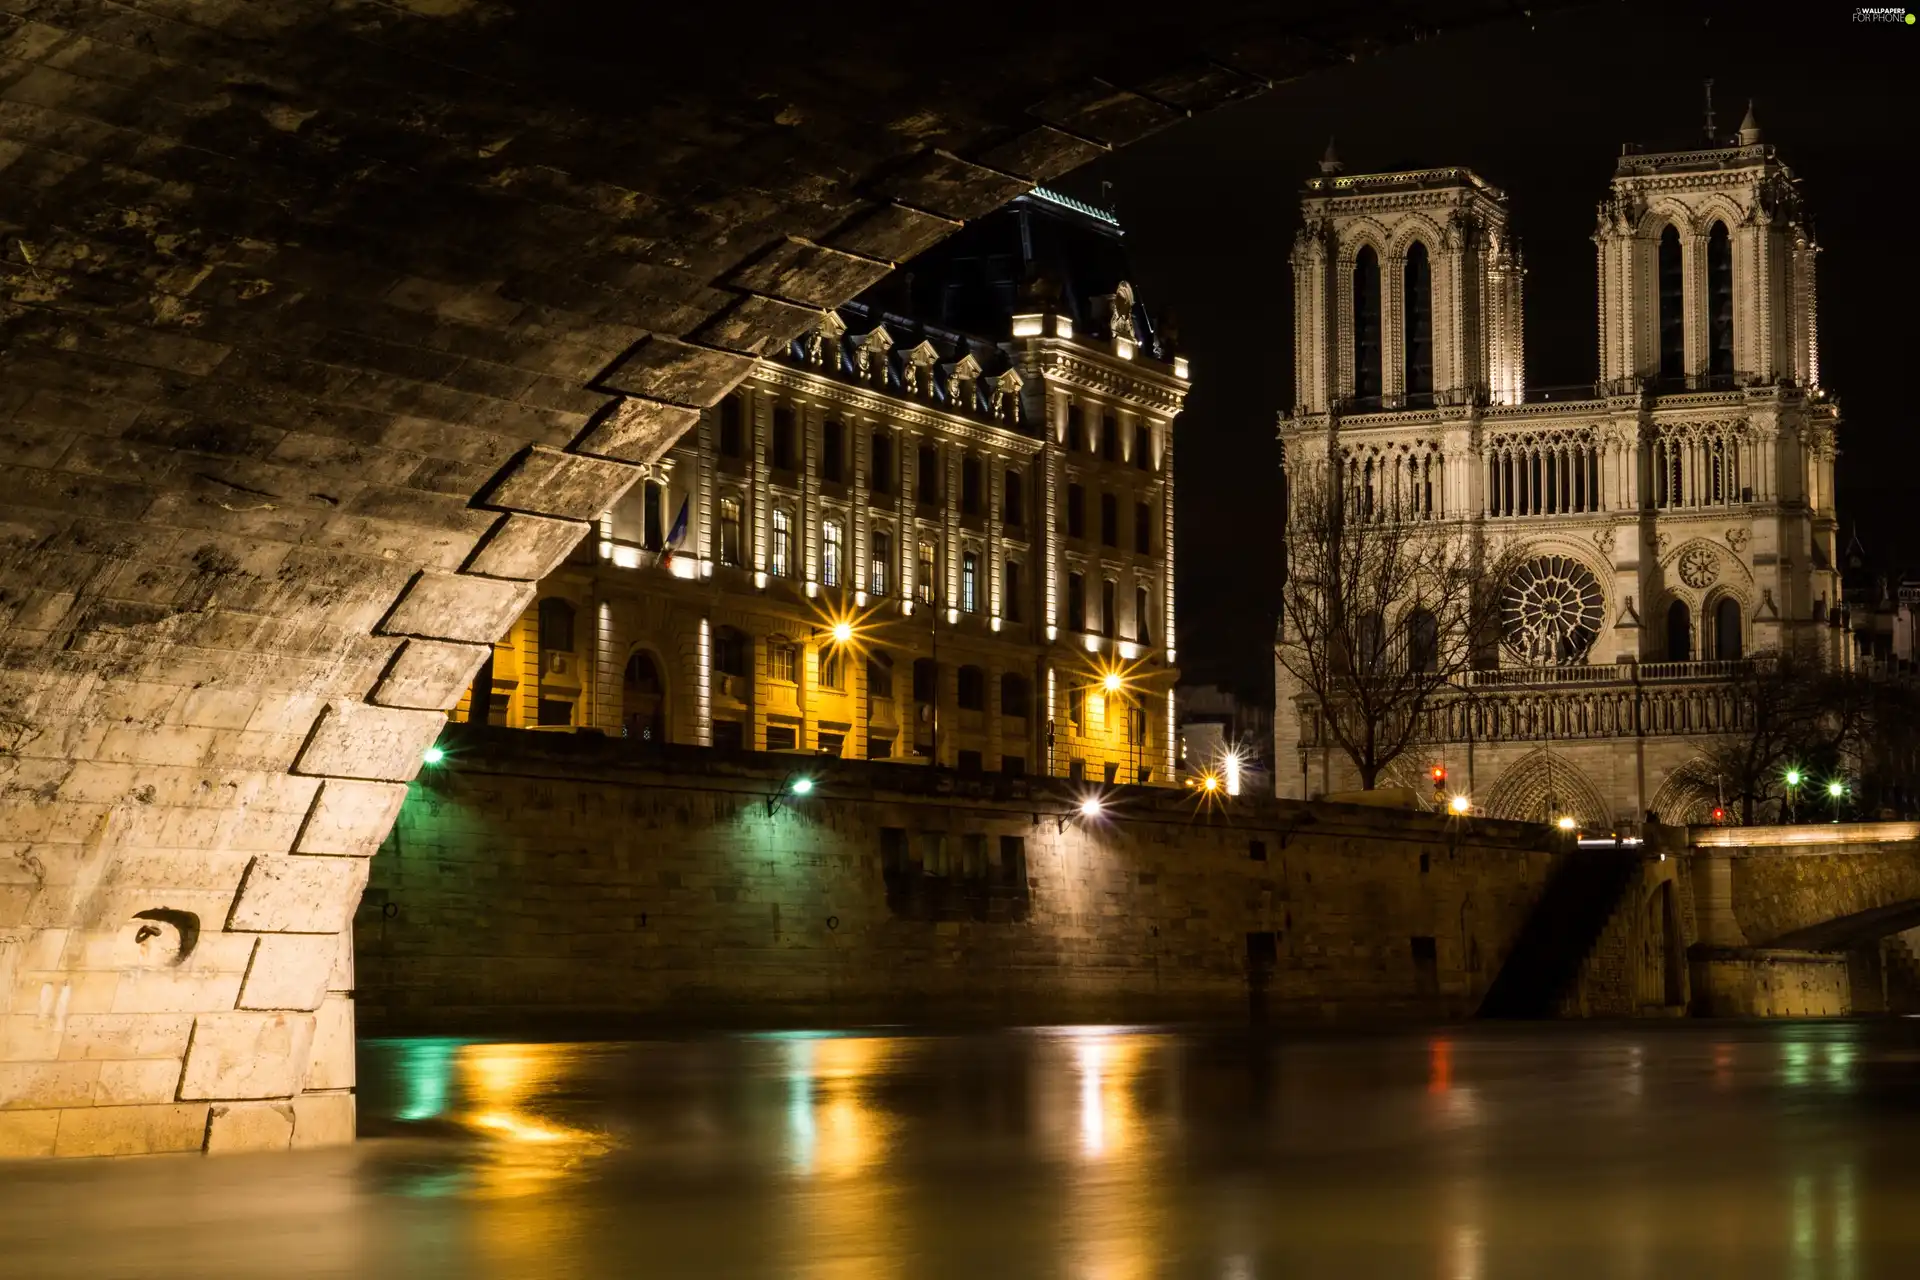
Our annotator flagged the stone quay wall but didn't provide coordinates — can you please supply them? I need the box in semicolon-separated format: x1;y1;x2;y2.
356;729;1567;1031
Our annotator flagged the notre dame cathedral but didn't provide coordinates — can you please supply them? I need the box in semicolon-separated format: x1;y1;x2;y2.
1275;105;1846;825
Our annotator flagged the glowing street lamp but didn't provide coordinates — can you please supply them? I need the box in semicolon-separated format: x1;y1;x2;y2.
1449;794;1472;815
1079;796;1104;819
1200;773;1220;793
1103;671;1124;694
1826;779;1845;799
1555;815;1578;832
422;745;446;766
791;776;815;796
830;620;854;646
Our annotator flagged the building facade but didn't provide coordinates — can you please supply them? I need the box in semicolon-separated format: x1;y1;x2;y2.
1277;114;1846;824
462;190;1190;784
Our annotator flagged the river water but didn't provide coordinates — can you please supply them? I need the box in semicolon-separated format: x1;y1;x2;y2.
4;1023;1920;1277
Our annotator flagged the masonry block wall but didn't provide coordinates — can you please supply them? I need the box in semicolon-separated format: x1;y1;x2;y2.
355;730;1563;1030
0;2;1544;1157
1731;843;1920;945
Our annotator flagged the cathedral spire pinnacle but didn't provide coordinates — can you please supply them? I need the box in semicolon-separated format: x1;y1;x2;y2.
1318;137;1343;175
1737;99;1762;145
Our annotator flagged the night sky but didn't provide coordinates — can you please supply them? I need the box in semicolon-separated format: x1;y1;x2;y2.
1057;1;1916;698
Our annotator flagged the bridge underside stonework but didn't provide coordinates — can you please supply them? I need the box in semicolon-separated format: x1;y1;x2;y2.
0;1;1550;1156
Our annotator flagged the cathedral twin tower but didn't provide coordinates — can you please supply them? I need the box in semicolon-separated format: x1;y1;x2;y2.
1276;110;1844;824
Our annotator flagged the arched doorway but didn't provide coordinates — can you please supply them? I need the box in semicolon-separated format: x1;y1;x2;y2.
1713;597;1742;660
622;651;668;744
1666;599;1692;661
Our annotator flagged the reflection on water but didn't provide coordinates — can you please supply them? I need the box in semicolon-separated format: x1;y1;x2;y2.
2;1022;1918;1278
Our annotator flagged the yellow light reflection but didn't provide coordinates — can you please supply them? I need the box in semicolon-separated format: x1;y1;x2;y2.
455;1043;609;1199
783;1035;904;1280
1053;1028;1165;1280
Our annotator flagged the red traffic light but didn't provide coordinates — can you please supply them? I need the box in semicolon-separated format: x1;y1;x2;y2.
1430;764;1447;783
1711;806;1726;823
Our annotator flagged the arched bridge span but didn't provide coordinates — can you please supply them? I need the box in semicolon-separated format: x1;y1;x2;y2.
1;1;1543;1155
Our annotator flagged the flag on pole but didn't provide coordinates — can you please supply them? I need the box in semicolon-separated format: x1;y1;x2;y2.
660;497;690;567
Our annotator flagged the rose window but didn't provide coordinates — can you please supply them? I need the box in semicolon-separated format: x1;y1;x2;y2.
1500;555;1604;665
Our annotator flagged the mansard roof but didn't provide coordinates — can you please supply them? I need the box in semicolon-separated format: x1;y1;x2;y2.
1303;164;1506;202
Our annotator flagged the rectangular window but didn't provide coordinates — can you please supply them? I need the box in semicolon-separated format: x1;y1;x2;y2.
1101;579;1116;637
962;551;979;612
1101;492;1118;547
870;530;892;596
1069;689;1084;731
821;647;845;690
1000;673;1029;718
957;665;985;710
822;519;844;587
998;834;1026;883
867;736;893;760
770;508;791;578
537;698;573;726
1067;485;1085;538
962;456;983;515
1134;501;1152;554
1101;415;1119;461
818;731;844;757
867;655;894;699
1069;758;1085;782
1133;423;1151;470
772;405;798;471
1001;756;1026;779
1135;586;1152;646
822;418;845;484
913;658;937;703
1104;761;1119;784
1003;560;1022;622
957;749;983;774
917;444;939;505
1067;404;1086;452
918;541;937;605
872;431;894;495
719;395;744;458
1003;469;1024;525
1248;839;1268;863
719;497;743;566
770;641;796;683
1068;571;1086;632
766;724;798;751
643;480;664;551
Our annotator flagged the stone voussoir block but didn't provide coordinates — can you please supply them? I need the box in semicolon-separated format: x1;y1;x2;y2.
369;638;491;711
477;443;641;522
594;334;757;408
569;396;702;466
226;854;369;934
238;933;339;1011
823;202;963;266
875;149;1031;222
179;1011;316;1102
304;993;354;1092
727;238;895;310
296;778;410;856
1028;79;1186;147
292;1090;356;1148
379;570;535;644
293;701;444;782
464;512;592;581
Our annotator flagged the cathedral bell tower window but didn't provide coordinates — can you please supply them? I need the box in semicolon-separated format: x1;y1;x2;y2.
1657;226;1684;382
1707;222;1734;381
1403;242;1433;407
1353;247;1382;407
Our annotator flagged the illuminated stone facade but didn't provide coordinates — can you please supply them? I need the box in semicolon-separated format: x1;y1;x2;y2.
473;192;1190;786
1277;116;1846;823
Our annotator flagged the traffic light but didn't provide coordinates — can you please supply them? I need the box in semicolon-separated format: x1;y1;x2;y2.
1711;806;1726;824
1430;763;1447;805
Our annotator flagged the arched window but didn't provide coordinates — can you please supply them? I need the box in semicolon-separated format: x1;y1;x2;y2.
537;598;575;653
622;652;666;742
1707;221;1734;380
1352;246;1382;405
1357;610;1386;674
1713;597;1742;660
1658;225;1684;381
1403;241;1433;406
1666;600;1692;661
1408;607;1439;673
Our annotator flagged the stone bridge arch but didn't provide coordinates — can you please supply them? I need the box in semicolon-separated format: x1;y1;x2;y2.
0;1;1547;1155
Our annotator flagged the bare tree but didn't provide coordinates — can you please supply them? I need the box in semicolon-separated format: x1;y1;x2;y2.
1276;469;1508;791
1702;651;1879;824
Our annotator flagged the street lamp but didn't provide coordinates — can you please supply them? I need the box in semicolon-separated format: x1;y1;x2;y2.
1555;815;1578;832
1784;766;1803;822
1449;794;1472;815
1826;778;1848;823
422;745;446;766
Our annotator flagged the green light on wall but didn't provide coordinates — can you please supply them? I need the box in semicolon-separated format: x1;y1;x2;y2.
790;776;813;796
423;746;446;766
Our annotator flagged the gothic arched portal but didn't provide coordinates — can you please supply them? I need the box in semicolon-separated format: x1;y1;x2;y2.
1482;748;1611;827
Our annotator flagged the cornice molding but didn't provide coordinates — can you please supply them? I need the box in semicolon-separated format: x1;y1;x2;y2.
759;364;1044;454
